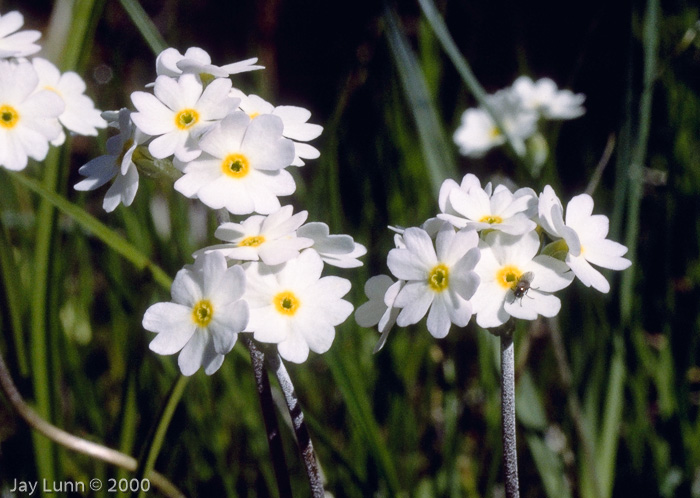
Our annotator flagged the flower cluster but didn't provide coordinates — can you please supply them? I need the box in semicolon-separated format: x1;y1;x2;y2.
0;10;105;171
78;45;363;374
356;173;631;351
453;76;585;160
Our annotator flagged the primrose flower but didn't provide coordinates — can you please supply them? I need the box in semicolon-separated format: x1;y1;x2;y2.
75;109;145;212
142;252;249;376
354;274;403;353
438;174;537;235
453;90;537;158
173;111;295;215
511;76;585;120
471;230;574;328
197;205;313;265
231;89;323;166
0;11;41;58
244;249;353;363
131;73;239;162
538;185;631;293
297;222;367;268
386;223;480;338
31;57;106;145
0;59;64;171
155;47;263;80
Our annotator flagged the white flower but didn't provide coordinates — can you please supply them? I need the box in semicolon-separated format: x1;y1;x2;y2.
155;47;263;80
471;230;573;328
386;223;481;338
142;252;249;376
538;185;631;293
74;109;145;212
453;90;537;157
354;275;402;353
0;60;64;171
511;76;585;120
0;11;40;58
438;174;537;235
231;89;322;166
31;57;106;145
244;249;353;363
173;111;295;215
196;205;313;265
297;222;366;268
131;74;238;162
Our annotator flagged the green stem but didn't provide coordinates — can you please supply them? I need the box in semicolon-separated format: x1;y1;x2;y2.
118;0;168;55
134;374;189;498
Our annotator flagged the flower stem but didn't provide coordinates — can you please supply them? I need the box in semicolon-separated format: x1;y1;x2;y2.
262;345;325;498
241;336;293;497
500;327;520;498
0;349;184;497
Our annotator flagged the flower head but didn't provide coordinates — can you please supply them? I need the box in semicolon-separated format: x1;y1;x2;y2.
0;11;40;58
297;222;366;268
386;223;480;338
471;230;573;328
156;47;263;81
0;60;64;171
244;249;353;363
438;174;537;235
511;76;585;120
538;185;631;293
131;73;239;162
32;57;106;145
142;252;249;376
231;89;323;166
74;109;145;212
173;111;295;215
197;205;313;265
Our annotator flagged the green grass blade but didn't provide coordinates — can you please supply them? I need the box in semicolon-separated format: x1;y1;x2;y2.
118;0;168;56
383;4;457;198
620;0;659;324
326;348;401;494
10;172;172;290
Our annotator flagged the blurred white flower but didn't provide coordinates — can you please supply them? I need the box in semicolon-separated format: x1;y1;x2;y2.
387;223;480;338
75;109;146;212
231;89;323;166
131;73;239;162
0;60;64;171
471;230;573;328
143;252;249;376
0;11;40;58
453;90;537;158
31;57;107;145
173;111;295;215
244;249;353;363
538;185;631;293
197;205;313;265
512;76;585;120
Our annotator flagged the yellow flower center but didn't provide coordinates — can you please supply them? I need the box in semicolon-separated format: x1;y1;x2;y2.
248;112;260;119
428;264;450;292
0;105;19;129
489;126;502;139
495;265;524;290
274;291;300;316
239;235;266;247
191;299;214;327
221;153;250;178
175;108;200;130
479;215;503;225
